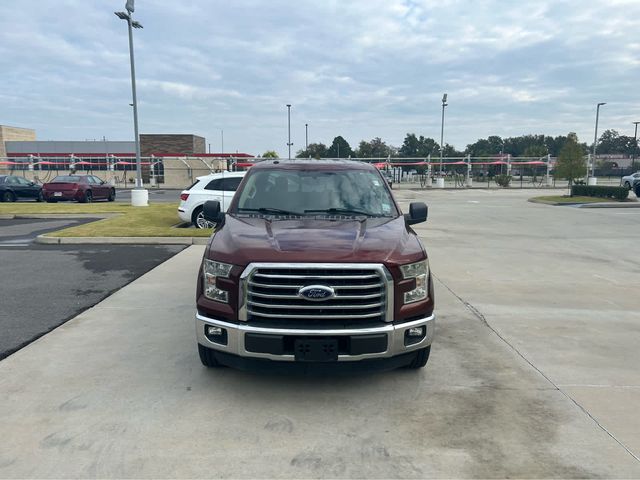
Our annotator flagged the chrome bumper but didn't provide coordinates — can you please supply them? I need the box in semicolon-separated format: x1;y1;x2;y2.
195;313;435;362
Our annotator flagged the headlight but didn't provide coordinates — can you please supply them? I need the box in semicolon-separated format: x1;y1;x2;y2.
203;259;233;303
400;259;429;304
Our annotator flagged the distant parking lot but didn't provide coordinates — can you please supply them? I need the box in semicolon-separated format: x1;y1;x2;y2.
115;188;181;203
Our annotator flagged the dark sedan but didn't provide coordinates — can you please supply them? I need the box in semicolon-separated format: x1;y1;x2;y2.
0;175;43;202
42;175;116;203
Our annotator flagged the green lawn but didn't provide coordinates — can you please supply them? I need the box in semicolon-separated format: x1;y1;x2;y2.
529;195;616;204
0;203;211;237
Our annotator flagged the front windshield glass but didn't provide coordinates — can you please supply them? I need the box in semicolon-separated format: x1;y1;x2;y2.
234;168;397;217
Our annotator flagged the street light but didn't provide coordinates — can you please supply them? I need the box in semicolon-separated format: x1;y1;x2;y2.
286;105;292;159
439;93;448;176
591;102;606;180
115;1;147;206
305;123;308;151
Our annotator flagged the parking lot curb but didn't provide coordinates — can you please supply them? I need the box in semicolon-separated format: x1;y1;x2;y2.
528;198;640;207
578;202;640;208
34;235;210;245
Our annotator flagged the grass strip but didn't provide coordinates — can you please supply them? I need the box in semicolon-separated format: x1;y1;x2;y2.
0;203;211;237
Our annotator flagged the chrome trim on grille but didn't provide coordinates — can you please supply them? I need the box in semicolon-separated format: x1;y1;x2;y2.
238;263;394;323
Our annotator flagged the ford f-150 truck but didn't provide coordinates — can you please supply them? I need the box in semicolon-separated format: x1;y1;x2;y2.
195;159;435;371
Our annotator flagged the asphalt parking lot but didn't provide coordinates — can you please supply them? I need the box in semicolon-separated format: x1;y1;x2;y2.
0;219;185;359
0;189;639;477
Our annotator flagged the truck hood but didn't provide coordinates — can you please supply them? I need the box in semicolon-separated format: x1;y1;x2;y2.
208;215;425;267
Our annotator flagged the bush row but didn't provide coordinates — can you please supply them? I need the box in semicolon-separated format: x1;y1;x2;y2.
570;185;628;200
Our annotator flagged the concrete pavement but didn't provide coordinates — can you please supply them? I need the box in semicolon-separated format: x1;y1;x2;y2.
1;188;639;477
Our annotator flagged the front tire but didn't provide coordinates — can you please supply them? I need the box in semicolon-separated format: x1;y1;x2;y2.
405;346;431;369
36;191;44;202
2;191;16;202
624;181;631;190
192;207;215;229
198;344;223;368
108;188;116;202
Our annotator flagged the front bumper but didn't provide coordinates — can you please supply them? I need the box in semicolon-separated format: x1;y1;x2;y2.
195;313;435;362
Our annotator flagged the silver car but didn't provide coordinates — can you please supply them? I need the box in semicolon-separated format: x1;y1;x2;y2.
621;171;640;190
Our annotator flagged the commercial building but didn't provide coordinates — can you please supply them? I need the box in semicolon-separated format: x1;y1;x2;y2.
0;128;254;188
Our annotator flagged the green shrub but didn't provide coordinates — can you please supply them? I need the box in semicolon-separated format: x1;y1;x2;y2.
494;174;512;187
570;185;628;200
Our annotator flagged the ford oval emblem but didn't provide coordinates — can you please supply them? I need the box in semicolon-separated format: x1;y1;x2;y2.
298;285;335;301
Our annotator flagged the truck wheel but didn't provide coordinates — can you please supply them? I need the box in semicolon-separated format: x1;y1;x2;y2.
405;346;431;369
198;344;223;368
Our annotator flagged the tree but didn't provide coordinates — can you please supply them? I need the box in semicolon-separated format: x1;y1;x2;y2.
296;143;328;159
327;136;354;158
523;145;548;157
262;150;279;158
595;129;638;155
398;133;440;157
555;133;586;185
356;137;393;158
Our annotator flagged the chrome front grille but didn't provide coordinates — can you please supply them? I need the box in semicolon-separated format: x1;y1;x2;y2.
239;263;393;324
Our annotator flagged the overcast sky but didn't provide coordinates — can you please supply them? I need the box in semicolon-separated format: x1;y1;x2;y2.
1;0;639;155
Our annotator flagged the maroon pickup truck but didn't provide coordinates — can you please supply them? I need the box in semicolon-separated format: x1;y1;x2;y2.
195;159;435;371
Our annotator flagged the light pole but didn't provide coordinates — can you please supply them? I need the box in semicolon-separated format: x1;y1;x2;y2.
591;102;606;179
632;121;640;167
220;129;224;154
439;93;448;176
115;1;147;206
305;123;308;151
286;104;292;159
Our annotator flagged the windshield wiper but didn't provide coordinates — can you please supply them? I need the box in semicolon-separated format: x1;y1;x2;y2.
238;207;301;216
304;208;385;217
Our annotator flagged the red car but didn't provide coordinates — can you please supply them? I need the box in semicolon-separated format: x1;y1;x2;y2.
43;175;116;203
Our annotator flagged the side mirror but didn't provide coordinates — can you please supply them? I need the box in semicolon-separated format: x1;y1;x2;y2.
405;202;428;225
203;200;223;224
100;180;106;185
29;181;35;186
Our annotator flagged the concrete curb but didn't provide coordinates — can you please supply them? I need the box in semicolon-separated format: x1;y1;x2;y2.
578;201;640;208
528;198;640;207
35;235;210;245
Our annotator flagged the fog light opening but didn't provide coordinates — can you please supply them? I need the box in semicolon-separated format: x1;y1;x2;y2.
405;326;426;346
204;325;228;345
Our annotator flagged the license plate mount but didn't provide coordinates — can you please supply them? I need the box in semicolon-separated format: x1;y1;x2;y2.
294;338;338;362
54;192;63;197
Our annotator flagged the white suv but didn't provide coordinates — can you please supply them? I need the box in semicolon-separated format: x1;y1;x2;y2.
178;171;246;228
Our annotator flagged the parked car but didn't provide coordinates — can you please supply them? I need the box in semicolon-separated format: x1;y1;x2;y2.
621;172;640;190
633;178;640;197
42;175;115;203
178;171;246;228
195;159;434;371
382;171;394;189
0;175;43;202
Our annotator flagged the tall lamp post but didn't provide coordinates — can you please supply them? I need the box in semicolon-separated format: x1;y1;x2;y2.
591;102;606;181
115;0;147;206
439;93;448;176
305;123;308;151
632;121;640;168
286;104;292;159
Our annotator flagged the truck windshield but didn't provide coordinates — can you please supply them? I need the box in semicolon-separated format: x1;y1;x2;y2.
234;169;397;217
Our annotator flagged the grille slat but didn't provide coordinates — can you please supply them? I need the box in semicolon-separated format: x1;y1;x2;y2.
244;265;388;324
253;273;380;280
249;301;383;310
248;291;382;300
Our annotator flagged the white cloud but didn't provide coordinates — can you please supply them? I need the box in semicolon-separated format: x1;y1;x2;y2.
1;0;639;154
